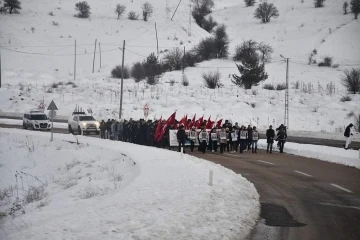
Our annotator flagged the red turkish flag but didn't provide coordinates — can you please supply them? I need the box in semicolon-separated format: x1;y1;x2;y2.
205;116;214;129
188;114;196;128
215;119;223;128
195;116;204;128
154;116;162;141
156;112;176;141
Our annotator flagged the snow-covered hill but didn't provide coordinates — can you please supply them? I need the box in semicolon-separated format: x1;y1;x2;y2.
0;0;359;132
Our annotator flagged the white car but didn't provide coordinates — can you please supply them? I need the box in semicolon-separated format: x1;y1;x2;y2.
68;112;100;135
23;110;51;131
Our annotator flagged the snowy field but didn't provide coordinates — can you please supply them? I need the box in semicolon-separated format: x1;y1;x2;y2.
0;0;359;133
0;128;259;240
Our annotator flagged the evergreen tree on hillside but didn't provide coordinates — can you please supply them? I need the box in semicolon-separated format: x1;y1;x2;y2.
314;0;326;8
350;0;360;19
4;0;21;14
143;53;163;85
232;57;268;89
244;0;256;7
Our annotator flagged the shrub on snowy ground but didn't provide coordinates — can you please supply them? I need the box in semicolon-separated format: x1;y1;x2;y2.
75;1;91;18
202;15;218;33
194;37;215;61
142;2;153;21
343;2;349;14
318;56;333;67
3;0;22;14
340;95;352;102
51;81;63;88
251;103;256;108
314;0;326;8
355;114;360;131
263;83;275;90
244;0;256;7
254;2;279;23
347;111;355;118
169;79;176;86
212;24;230;59
181;74;189;86
234;40;259;62
48;11;54;16
128;11;138;20
232;57;268;89
111;65;130;79
164;48;183;71
183;51;198;67
115;4;126;19
52;21;59;26
341;68;360;94
276;83;287;90
203;70;221;89
25;185;46;203
191;0;215;27
130;62;146;82
350;0;360;19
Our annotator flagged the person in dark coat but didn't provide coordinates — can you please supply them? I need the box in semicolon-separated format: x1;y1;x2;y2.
100;120;106;139
177;124;186;153
189;126;197;152
266;125;275;153
343;123;354;150
106;119;112;139
247;125;253;150
277;126;287;153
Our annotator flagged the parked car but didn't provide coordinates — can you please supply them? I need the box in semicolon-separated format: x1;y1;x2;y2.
23;110;51;130
68;111;100;135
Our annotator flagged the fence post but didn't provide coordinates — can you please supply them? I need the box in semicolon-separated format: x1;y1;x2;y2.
209;170;213;186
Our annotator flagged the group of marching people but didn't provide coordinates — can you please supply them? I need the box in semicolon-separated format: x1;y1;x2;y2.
177;120;288;154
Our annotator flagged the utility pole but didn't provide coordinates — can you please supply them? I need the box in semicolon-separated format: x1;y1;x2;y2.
155;23;159;56
99;42;102;69
188;4;192;36
74;40;76;80
119;40;125;119
92;39;97;73
182;46;185;73
171;0;182;21
280;55;290;130
0;48;2;88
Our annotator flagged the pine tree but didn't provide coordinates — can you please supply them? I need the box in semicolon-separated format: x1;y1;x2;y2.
4;0;22;14
350;0;360;19
143;53;162;85
232;57;268;89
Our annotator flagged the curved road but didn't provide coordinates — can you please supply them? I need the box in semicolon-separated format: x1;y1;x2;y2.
190;151;360;240
1;124;360;239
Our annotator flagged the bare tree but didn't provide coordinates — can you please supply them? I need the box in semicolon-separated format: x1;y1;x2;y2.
254;2;279;23
341;68;360;94
203;70;221;89
128;11;139;20
234;40;259;62
75;1;91;18
257;42;273;63
142;2;153;21
350;0;360;19
191;0;215;26
164;48;183;71
115;4;126;19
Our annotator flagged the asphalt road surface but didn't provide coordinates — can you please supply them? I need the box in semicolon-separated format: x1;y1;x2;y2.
190;151;360;240
1;124;360;239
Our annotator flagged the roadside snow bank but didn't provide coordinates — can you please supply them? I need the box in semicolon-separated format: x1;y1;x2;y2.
258;140;360;169
0;118;68;128
0;128;259;240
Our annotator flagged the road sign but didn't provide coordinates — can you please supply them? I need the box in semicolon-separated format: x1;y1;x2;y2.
47;100;58;111
143;104;149;118
48;110;56;119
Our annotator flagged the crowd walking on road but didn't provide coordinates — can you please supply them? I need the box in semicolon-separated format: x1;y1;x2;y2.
96;118;288;154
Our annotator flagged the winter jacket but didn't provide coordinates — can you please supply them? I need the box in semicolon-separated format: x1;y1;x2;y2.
177;128;186;142
344;125;353;137
219;130;227;144
266;129;275;143
239;130;248;140
277;128;287;141
252;131;259;141
100;121;106;131
247;128;253;140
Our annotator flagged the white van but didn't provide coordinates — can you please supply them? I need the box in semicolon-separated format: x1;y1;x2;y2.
23;110;51;130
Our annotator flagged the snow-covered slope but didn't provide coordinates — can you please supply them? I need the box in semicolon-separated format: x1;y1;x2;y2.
0;128;259;239
0;0;359;132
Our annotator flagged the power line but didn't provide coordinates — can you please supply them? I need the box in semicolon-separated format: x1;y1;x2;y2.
0;47;120;56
